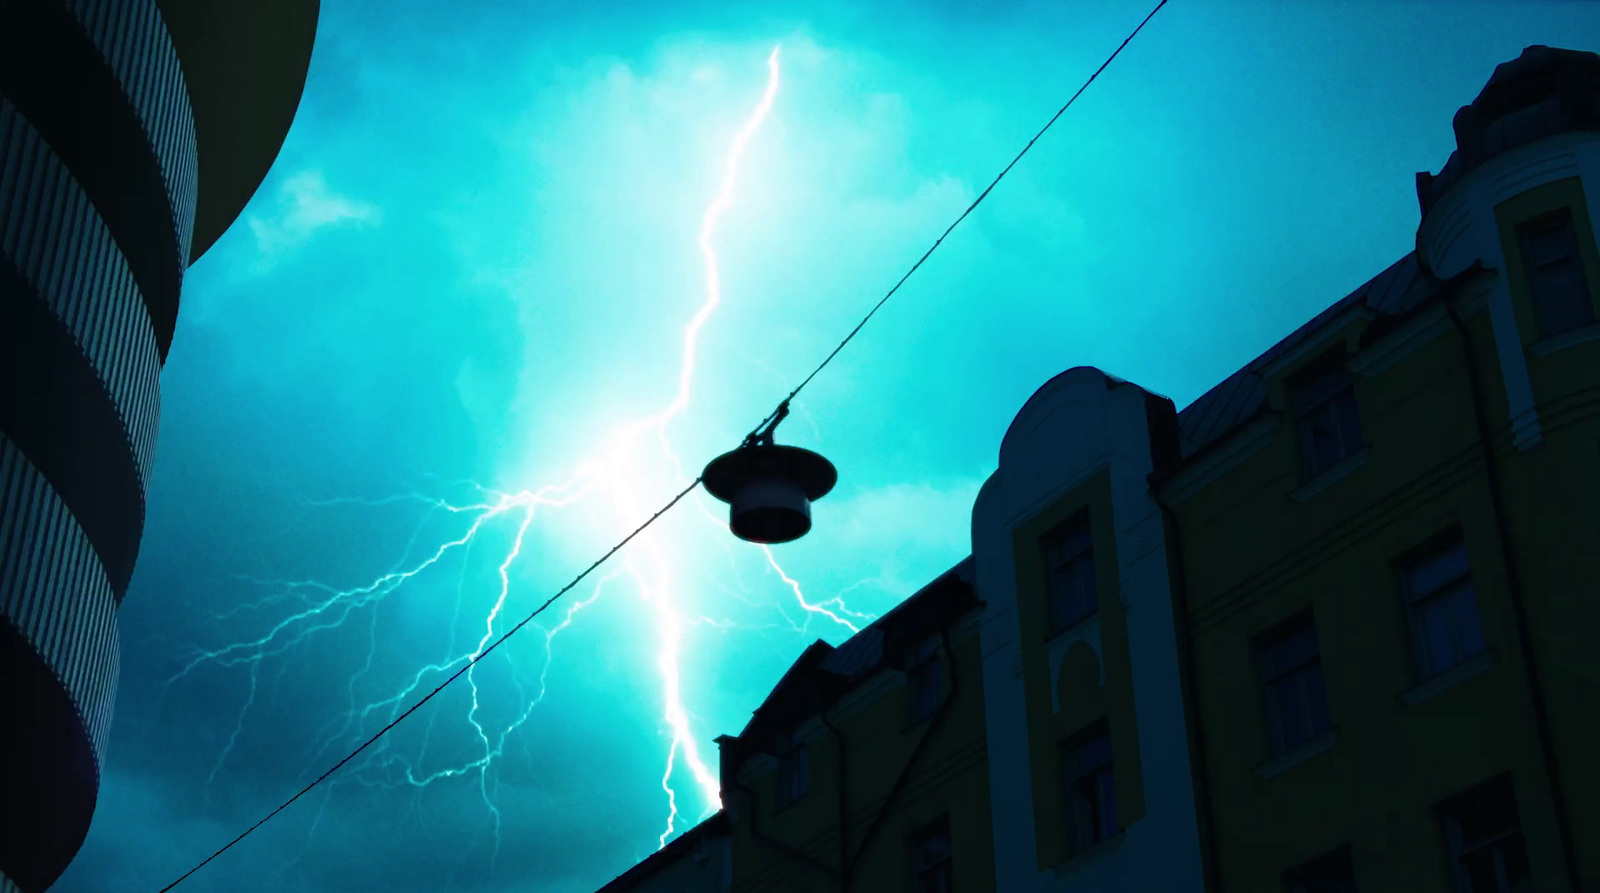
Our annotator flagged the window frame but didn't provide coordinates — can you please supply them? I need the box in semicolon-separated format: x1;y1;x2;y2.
1399;533;1487;681
908;814;954;893
1060;721;1119;856
1255;612;1333;756
775;732;808;808
1438;774;1530;893
1517;207;1597;339
1290;353;1365;482
906;637;944;725
1041;512;1098;637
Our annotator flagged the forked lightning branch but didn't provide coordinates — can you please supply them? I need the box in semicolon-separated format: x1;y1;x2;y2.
168;45;875;859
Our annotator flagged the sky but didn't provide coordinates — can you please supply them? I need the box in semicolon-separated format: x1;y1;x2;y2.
57;1;1599;891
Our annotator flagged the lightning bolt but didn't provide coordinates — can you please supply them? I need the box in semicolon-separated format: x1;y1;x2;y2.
167;44;881;881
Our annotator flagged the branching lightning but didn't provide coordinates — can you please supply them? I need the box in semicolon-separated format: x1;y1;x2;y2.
169;44;879;874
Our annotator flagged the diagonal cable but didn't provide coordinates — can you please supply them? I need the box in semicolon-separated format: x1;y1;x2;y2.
742;0;1170;442
156;2;1169;887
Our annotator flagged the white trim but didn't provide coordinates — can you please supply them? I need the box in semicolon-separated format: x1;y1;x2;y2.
1578;141;1600;216
1422;189;1477;277
950;610;985;644
1490;139;1583;204
1008;456;1112;527
1252;729;1338;780
1289;447;1369;503
1420;131;1597;281
1528;321;1600;357
1257;305;1376;379
1431;131;1593;223
1472;210;1543;452
1399;650;1494;707
980;613;1016;660
1511;406;1544;452
1164;415;1280;504
975;373;1207;891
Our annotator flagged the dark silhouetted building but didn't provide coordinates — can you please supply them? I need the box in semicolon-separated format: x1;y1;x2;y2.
1;1;318;889
597;43;1600;893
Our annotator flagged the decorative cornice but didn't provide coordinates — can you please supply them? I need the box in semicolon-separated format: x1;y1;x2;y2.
1288;447;1369;504
1252;729;1338;781
1528;321;1600;357
1257;304;1377;380
1511;406;1545;452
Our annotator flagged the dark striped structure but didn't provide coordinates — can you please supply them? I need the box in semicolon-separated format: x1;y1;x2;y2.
0;1;316;889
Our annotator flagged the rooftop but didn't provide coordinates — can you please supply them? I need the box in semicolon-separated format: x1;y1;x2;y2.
730;558;978;750
1418;44;1600;217
594;812;729;892
1174;251;1445;461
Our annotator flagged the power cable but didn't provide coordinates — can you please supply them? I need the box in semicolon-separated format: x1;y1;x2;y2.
156;2;1168;888
156;479;701;893
741;0;1170;442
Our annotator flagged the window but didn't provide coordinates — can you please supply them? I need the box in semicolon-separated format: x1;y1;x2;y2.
909;815;953;893
1518;209;1595;338
1061;723;1118;854
776;733;807;807
1257;614;1332;755
1441;775;1530;892
907;638;943;724
1042;514;1097;635
1282;845;1357;893
1401;536;1486;680
1292;358;1364;480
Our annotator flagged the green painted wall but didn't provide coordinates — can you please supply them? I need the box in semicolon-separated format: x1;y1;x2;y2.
727;621;995;893
1495;175;1600;891
1173;287;1580;890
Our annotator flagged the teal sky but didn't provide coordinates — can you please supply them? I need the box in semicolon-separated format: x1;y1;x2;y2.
61;2;1597;891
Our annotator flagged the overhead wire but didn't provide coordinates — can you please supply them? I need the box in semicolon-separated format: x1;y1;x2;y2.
156;1;1169;888
741;0;1170;442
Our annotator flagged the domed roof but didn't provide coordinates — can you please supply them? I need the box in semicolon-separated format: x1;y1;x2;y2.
1416;45;1600;218
1475;45;1600;119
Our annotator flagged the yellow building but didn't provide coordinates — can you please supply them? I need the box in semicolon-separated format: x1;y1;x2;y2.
596;42;1599;893
714;560;994;893
1158;43;1599;892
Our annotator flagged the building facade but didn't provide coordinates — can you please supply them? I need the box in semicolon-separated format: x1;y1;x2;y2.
1160;43;1599;892
718;562;993;893
596;43;1598;893
971;368;1208;892
596;813;732;893
0;1;317;890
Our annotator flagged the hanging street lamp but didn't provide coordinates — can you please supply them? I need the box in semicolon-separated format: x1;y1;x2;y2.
702;402;837;544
